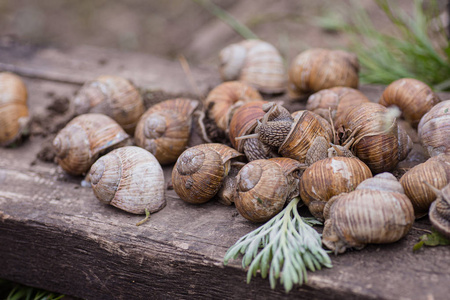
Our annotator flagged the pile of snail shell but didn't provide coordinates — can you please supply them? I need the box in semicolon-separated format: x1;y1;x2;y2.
181;48;449;253
48;73;204;215
4;41;450;249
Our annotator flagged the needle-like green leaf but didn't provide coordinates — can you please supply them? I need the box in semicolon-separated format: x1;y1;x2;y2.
223;197;332;292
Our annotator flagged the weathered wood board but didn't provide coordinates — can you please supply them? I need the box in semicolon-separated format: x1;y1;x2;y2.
1;43;450;300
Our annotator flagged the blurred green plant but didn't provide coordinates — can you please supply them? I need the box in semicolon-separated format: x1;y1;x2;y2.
192;0;259;39
0;279;64;300
413;228;450;251
316;0;450;91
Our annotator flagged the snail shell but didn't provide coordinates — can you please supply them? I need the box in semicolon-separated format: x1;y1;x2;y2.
89;146;165;214
205;81;262;131
379;78;440;128
235;159;299;223
288;49;359;99
418;100;450;157
235;104;333;164
134;98;199;165
53;113;130;175
219;39;286;94
72;75;145;134
322;173;414;254
299;157;372;221
428;183;450;238
0;72;29;146
228;100;278;161
335;102;412;174
306;87;370;125
400;154;450;218
172;143;243;204
278;111;331;163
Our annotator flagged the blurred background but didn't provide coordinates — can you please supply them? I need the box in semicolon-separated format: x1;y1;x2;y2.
2;0;449;90
0;0;445;62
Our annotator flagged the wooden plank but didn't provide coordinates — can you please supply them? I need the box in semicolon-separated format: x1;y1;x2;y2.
1;44;450;299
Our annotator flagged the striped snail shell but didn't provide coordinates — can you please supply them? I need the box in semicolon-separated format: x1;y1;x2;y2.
172;143;243;204
418;100;450;157
427;183;450;239
89;146;165;214
134;98;199;165
205;81;262;132
288;49;359;99
299;157;373;221
53;113;129;175
379;78;440;128
322;173;414;254
234;158;302;223
0;72;29;146
219;39;286;94
400;154;450;218
72;75;145;134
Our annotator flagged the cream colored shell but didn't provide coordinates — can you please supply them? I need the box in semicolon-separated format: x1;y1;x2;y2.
89;146;165;214
418;100;450;157
219;40;286;94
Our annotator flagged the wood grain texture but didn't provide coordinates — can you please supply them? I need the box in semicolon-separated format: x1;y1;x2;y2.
1;43;450;299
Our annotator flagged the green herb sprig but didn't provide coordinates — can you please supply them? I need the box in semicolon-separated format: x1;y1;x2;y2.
224;197;332;292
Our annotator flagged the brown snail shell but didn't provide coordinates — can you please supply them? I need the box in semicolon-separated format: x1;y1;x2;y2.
379;78;440;128
427;183;450;238
278;111;331;164
0;72;29;146
335;102;412;174
235;159;297;223
235;104;333;164
89;146;165;214
306;87;370;125
418;100;450;157
299;157;372;221
72;75;145;134
172;143;243;204
53;113;130;175
322;173;414;254
288;49;359;99
228;100;278;161
400;154;450;218
205;81;262;131
134;98;199;165
219;40;286;94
